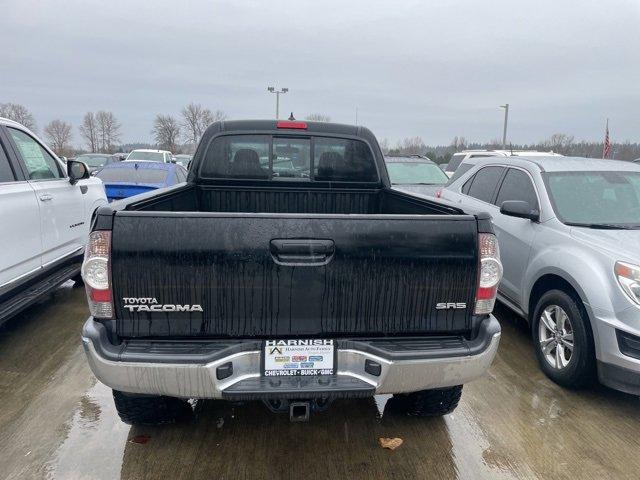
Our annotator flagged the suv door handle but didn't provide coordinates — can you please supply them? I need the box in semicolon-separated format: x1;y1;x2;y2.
39;193;53;202
270;239;335;266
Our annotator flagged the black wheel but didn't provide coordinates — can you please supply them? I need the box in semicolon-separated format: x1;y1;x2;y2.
391;385;463;417
532;289;595;388
113;390;192;425
72;273;84;287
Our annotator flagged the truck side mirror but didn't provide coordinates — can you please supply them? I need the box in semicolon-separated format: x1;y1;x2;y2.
67;160;90;185
500;200;539;221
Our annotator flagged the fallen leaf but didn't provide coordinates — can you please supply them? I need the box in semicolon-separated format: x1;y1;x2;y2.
379;437;403;450
129;434;151;445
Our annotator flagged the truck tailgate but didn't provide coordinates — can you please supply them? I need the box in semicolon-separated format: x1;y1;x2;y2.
111;212;478;338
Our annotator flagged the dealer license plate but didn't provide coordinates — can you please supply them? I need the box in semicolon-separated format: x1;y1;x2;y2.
263;339;334;376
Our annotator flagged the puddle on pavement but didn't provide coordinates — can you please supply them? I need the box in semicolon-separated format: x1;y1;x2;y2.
45;382;130;480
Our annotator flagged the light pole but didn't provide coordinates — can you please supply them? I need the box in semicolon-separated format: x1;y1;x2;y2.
267;87;288;119
500;104;509;149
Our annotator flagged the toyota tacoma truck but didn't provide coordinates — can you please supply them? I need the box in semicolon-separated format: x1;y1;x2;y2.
81;120;502;424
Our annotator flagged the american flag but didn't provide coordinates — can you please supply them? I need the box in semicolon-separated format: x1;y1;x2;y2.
602;119;611;159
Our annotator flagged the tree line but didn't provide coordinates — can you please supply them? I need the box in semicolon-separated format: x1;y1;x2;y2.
0;102;230;157
384;133;640;162
2;102;637;161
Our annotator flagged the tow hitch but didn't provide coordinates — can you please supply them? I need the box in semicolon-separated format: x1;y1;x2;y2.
289;402;310;422
262;397;332;421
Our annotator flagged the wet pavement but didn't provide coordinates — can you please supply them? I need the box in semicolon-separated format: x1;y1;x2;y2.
0;284;639;480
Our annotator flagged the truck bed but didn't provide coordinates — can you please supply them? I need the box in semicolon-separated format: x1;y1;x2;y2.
121;183;458;216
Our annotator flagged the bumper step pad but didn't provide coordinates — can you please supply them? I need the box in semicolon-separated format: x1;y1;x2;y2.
222;375;375;401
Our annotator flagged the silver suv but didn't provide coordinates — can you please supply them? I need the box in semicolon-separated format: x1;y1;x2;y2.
439;156;640;395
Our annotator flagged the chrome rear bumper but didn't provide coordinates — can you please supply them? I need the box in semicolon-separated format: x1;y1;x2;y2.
82;317;500;398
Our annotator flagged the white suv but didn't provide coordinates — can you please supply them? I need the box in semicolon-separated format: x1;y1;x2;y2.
444;150;562;178
125;149;173;163
0;117;107;324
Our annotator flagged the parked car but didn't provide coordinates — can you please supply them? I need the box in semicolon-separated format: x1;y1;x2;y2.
0;117;107;324
111;152;128;162
75;153;117;174
126;149;173;163
385;155;450;197
94;160;188;202
439;156;640;395
81;120;502;425
439;162;448;172
173;154;192;168
444;150;563;178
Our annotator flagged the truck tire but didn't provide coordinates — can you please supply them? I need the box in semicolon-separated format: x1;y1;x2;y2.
532;289;595;388
113;390;192;425
392;385;463;417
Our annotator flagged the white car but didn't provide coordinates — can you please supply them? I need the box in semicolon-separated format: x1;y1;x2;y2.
0;117;107;324
126;149;173;163
444;149;563;178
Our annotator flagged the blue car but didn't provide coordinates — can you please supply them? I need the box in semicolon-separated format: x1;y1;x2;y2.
94;160;188;202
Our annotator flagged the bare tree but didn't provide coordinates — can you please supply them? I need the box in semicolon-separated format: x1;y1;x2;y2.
153;114;181;151
95;111;122;153
44;120;73;155
181;103;227;146
541;133;574;155
378;138;390;155
305;113;331;122
202;109;227;127
450;136;467;151
0;103;37;131
79;112;99;152
390;136;426;155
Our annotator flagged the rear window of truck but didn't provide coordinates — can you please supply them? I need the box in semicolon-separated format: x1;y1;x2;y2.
200;135;378;183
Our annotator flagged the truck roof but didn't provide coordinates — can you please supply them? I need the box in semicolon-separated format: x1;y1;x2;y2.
206;119;365;138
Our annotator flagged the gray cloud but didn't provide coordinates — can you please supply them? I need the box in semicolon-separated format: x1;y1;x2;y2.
1;0;639;146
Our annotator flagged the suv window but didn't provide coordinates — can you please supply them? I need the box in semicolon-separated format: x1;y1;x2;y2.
314;137;377;182
464;166;505;203
495;168;539;209
449;162;474;184
0;143;15;183
8;128;63;180
446;153;466;173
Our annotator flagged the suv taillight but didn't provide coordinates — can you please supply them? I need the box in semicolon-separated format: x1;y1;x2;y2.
82;231;113;318
475;233;503;315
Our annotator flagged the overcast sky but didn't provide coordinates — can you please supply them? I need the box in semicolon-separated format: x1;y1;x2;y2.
2;0;639;147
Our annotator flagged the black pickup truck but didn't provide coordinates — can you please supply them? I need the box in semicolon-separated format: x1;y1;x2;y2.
81;120;502;424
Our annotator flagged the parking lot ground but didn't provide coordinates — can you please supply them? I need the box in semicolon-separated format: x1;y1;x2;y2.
0;284;639;480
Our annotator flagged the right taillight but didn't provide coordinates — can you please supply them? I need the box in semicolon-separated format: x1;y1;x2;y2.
82;230;114;318
475;233;503;315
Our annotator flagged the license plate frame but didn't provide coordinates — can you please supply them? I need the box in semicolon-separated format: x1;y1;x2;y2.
263;339;335;377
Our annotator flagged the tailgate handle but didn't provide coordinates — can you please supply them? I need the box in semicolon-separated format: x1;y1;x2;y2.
270;239;335;266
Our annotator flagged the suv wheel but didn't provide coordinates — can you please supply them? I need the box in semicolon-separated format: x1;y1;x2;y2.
532;290;595;388
113;390;192;425
391;386;463;417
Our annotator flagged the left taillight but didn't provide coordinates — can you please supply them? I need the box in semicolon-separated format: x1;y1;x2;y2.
475;233;503;315
82;230;113;318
